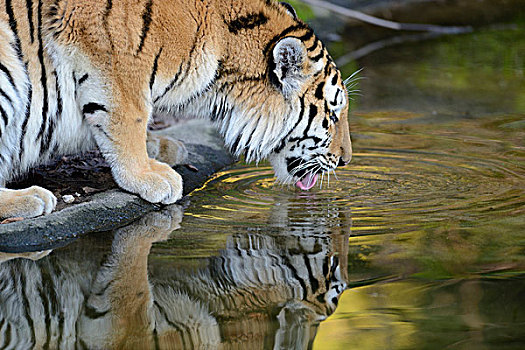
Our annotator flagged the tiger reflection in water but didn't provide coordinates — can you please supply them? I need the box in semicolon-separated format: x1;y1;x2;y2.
0;198;350;349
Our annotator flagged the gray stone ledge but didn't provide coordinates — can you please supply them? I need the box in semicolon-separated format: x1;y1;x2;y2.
0;120;236;252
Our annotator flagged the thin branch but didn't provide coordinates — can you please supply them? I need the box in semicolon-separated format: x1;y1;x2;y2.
336;32;443;64
336;23;517;64
300;0;472;34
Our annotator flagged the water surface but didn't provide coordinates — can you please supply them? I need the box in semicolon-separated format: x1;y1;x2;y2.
1;25;524;349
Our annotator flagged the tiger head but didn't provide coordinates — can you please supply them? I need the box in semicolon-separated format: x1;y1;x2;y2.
267;35;353;190
189;1;353;190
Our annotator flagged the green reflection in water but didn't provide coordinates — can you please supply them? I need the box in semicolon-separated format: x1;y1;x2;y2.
315;278;525;350
155;25;525;348
1;23;523;350
342;25;525;116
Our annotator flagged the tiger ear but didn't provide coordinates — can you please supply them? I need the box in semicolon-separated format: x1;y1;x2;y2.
280;2;298;19
272;37;308;97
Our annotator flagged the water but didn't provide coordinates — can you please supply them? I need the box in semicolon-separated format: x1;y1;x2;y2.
1;26;524;349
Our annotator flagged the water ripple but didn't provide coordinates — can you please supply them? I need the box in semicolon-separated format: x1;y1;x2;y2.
185;145;524;236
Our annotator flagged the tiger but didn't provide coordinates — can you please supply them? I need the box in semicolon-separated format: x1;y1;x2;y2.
0;199;350;349
0;0;352;220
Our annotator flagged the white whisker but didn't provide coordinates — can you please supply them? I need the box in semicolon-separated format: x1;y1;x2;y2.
331;168;339;181
343;68;363;86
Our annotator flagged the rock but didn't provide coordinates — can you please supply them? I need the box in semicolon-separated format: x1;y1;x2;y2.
62;195;75;204
0;120;236;252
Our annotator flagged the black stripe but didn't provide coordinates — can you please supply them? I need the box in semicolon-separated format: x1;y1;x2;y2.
153;300;187;333
283;256;309;300
303;104;317;136
19;272;37;347
0;62;17;95
0;319;5;347
78;73;89;85
0;89;13;106
82;103;108;114
315;82;324;100
154;24;201;103
331;89;341;106
26;0;35;43
149;48;162;92
84;305;110;319
245;120;259;152
103;0;114;49
324;62;332;75
230;133;242;154
317;293;326;303
311;49;324;62
304;254;320;294
40;72;62;156
5;0;23;60
154;300;193;349
263;24;309;56
36;0;49;141
273;93;306;153
136;0;153;54
322;256;329;276
297;30;314;43
39;286;51;349
19;85;32;159
3;324;12;348
55;72;63;119
78;338;89;350
322;117;328;129
226;12;268;34
94;124;114;141
280;2;297;19
0;105;8;126
153;64;182;103
48;0;67;39
94;280;113;297
306;37;319;52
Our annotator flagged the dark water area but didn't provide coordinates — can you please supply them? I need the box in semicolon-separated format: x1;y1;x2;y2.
1;24;524;349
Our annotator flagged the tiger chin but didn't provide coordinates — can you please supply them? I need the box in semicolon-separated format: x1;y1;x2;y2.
0;0;352;221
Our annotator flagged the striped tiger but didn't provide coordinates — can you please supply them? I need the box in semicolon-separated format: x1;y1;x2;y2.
0;203;349;349
0;0;352;220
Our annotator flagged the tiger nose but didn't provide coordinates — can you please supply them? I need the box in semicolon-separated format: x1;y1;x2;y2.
337;156;351;167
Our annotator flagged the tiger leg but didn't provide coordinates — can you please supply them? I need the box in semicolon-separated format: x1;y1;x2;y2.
146;131;188;167
81;206;183;349
0;22;57;221
85;80;183;204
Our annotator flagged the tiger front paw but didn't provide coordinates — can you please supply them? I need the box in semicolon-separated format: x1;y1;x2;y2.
0;186;57;220
114;159;183;204
147;132;188;167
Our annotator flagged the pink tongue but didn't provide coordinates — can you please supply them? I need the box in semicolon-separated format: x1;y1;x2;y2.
296;173;318;191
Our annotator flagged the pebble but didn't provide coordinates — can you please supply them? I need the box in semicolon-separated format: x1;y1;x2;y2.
62;195;75;204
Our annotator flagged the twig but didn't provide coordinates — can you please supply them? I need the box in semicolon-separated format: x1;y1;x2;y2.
336;23;517;64
336;32;443;64
300;0;472;34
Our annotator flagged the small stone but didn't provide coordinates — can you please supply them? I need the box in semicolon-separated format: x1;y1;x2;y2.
82;186;99;194
62;195;75;204
185;164;199;172
1;217;24;225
